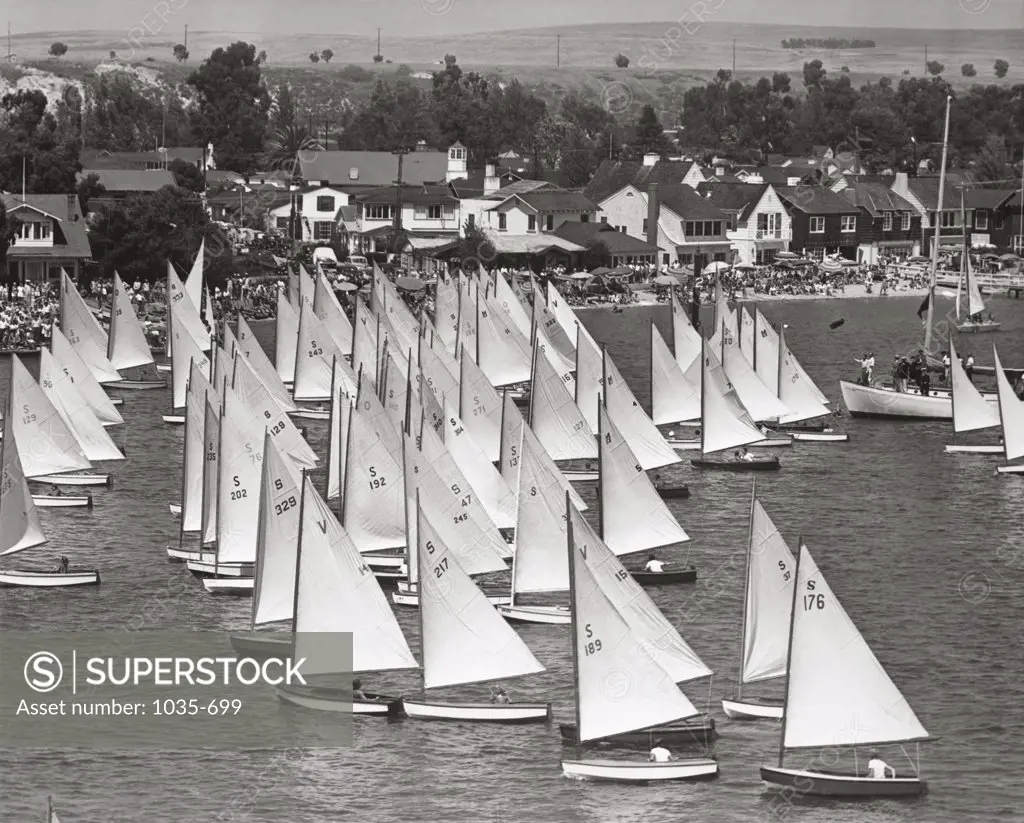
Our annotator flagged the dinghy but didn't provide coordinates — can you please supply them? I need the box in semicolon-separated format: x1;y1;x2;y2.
650;321;700;428
721;488;792;721
50;324;124;427
59;270;122;386
559;500;718;781
945;340;1002;454
477;285;533;391
0;568;99;587
31;473;111;487
992;346;1024;474
106;272;166;389
275;473;418;715
292;300;347;407
274;290;299;386
954;228;1000;334
840;379;995;420
164;306;211;427
629;568;697;586
760;541;931;797
774;328;849;443
169;363;210;563
33;494;93;509
236;314;297;414
202;577;253;594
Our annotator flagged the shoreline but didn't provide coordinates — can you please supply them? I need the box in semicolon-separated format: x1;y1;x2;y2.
573;284;930;310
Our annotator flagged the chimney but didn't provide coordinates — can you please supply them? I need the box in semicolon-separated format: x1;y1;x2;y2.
483;162;499;196
647;183;660;273
716;167;725;177
643;153;660;167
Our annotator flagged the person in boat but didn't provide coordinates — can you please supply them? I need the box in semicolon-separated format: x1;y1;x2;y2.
49;485;61;497
739;447;754;462
855;353;870;386
965;353;975;384
55;556;69;574
867;752;895;779
918;362;931;397
865;352;875;384
644;554;666;573
941;351;951;385
649;739;673;763
653;473;664;489
490;686;510;704
352;678;368;700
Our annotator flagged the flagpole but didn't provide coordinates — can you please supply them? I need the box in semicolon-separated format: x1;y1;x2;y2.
924;95;952;353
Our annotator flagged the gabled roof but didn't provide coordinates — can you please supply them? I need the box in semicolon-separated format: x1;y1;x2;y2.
777;186;860;215
485;180;553;200
486;234;584;255
0;193;90;258
698;182;769;218
518;190;597;213
448;170;521;199
354;185;458;205
299;150;448;187
703;171;744;184
583;159;697;205
965;188;1016;209
658;184;728;221
840;181;917;216
78;169;176;193
907;172;979;209
553;221;661;254
80;147;205;168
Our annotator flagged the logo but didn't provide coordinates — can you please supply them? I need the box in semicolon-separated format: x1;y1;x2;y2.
599;668;633;702
24;651;63;693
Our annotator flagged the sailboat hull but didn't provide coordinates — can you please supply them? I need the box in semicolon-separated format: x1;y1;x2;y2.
721;696;784;720
955;321;1001;334
107;379;167;390
562;758;719;783
841;380;997;420
759;766;926;797
166;546;209;562
0;569;100;587
995;464;1024;474
655;486;690;499
169;503;182;517
288;407;330;421
630;568;697;586
228;632;293;660
564;470;599;482
276;684;403;716
790;431;849;442
32;494;93;508
944;444;1003;454
392;590;511;607
559;716;716;748
496;604;571;624
400;699;552;723
186;559;253;578
690;457;780;471
670;437;791;450
31;472;112;487
202;577;253;595
364;554;406;570
156;364;172;373
162;415;186;425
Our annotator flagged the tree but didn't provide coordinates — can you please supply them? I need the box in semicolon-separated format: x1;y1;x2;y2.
49;42;68;58
263;123;314;176
258;50;267;64
309;51;320;64
635;104;669;155
274;84;296;130
802;59;826;88
0;90;81;193
109;50;116;59
168;158;205;192
0;206;21;287
962;63;977;77
321;49;334;63
974;136;1011;181
772;72;791;94
458;220;495;272
187;42;272;174
173;44;189;62
614;54;630;68
75;173;107;213
926;61;945;76
582;238;611;270
995;59;1009;79
373;54;384;63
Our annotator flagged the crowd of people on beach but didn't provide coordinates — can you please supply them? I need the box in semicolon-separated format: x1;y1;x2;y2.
0;283;58;351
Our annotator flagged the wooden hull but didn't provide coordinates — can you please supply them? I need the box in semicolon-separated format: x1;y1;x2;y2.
670;437;788;449
32;494;92;508
559;716;715;748
0;569;100;587
364;554;406;570
955;321;1001;334
721;696;784;720
202;577;253;595
630;568;697;586
31;472;112;487
759;766;926;797
276;684;403;716
841;380;996;420
690;457;780;471
400;699;552;723
773;420;827;432
107;379;167;390
562;758;718;783
656;486;690;499
288;407;330;421
791;431;849;442
496;604;571;624
162;415;185;425
944;444;1003;454
228;632;293;660
186;559;253;578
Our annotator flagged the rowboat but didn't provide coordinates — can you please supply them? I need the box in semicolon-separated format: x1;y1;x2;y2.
0;568;100;587
31;472;112;487
162;415;185;425
202;577;253;595
691;456;780;471
277;684;404;716
33;494;93;508
629;567;697;586
791;431;849;442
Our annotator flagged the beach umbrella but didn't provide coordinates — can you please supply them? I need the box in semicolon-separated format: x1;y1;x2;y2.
570;271;591;280
334;281;358;292
908;255;929;263
1000;253;1020;262
734;262;756;271
653;275;677;286
819;261;843;273
703;261;731;274
776;251;799;259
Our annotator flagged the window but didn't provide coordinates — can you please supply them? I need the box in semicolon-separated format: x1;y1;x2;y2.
757;213;781;239
443;205;455;219
713;252;727;262
528;215;536;232
940;211;960;229
994;210;1005;230
316;195;335;212
976;210;989;231
365;205;394;220
841;215;856;233
415;205;444;220
810;216;825;233
901;211;911;231
467;214;475;229
313;221;334;240
545;215;554;231
580;213;589;223
883;212;893;231
600;216;608;224
276;217;288;230
662;253;670;265
685;220;723;238
642;218;648;234
498;213;507;231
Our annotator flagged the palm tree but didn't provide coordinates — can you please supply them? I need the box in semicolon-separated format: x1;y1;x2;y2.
262;124;320;180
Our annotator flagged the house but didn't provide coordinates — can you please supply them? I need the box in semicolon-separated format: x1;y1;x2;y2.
1;193;91;282
703;183;793;265
209;186;291;227
965;188;1017;251
80;145;213;172
266;186;351;242
206;169;247;188
584;156;705;205
351;185;461;257
448;162;521;199
891;172;979;255
298;142;465;192
777;186;863;261
77;169;176;202
840;181;922;263
553;222;662;268
998;192;1024;253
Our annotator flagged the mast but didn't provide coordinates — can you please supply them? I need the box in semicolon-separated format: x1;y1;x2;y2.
564;491;582;745
106;275;116;363
736;480;756;700
213;398;226;576
340;365;361;528
527;338;539;429
474;282;481;365
924;95;952;352
414;490;427;696
596;390;605;540
249;430;272;632
751;304;757;373
777;536;803;768
289;469;309;639
176;359;194;549
958;191;968;323
776;328;785;411
324;355;337;500
699;339;708;458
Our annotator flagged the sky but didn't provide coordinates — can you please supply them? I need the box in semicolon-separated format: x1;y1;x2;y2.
6;0;1024;38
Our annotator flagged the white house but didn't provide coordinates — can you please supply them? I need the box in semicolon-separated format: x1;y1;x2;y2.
351;185;461;256
714;184;794;265
267;185;350;242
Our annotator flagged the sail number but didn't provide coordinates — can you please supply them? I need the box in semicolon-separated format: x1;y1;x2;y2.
582;624;603;656
275;496;297;515
269;421;285;436
230;475;247;500
778;560;791;582
368;466;386;490
433;556;449;578
308;341;324;357
803;580;824;610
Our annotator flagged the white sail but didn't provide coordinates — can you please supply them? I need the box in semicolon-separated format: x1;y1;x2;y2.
424;317;462;383
459;351;502;462
722;318;791;422
651;322;700;425
204;286;215;332
201;395;220;547
184;239;205;310
455;277;478;361
740;306;757;366
535;308;577;386
108;272;155;370
233;351;318;469
499;390;524;490
252;434;302;627
599;403;688;555
574;330;602;434
313;271;354;355
700;343;765;455
59;271;120;384
434;271;460;353
10;355;91;478
169;307;211;410
236;315;295;412
213;345;234;394
297;263;316;310
570;503;710;685
327;373;350;501
293;301;345;402
529;342;597;461
50;325;123;427
670;290;702;371
356;370;402;465
341;392;406;551
380;280;421;361
604;350;680;470
547;279;598;351
476;293;532;387
418;504;544;689
533;285;577;368
777;330;831;425
741;498;796;684
0;405;46;556
966;254;986;318
707;293;734;354
442;402;517;529
948;341;998;433
294;475;418;676
181;364;207;533
274;290;299;384
493;271;532;339
783;542;930;750
215;389;265;564
351;297;379;384
568;503;701;743
166;262;211;351
753;309;781;397
379;348;409;433
994;347;1024;461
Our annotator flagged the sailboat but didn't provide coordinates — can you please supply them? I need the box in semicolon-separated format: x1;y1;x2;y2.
0;393;99;587
560;498;718;781
992;346;1024;474
275;473;419;715
58;270;121;386
955;212;1000;334
50;324;124;428
107;272;166;389
166;360;209;560
721;488;793;720
398;495;552;722
236;314;297;414
161;305;211;425
944;339;1002;453
775;328;848;443
275;288;299;388
691;341;780;471
760;541;931;797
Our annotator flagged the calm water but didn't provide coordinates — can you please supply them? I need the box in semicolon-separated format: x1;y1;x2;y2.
2;293;1023;822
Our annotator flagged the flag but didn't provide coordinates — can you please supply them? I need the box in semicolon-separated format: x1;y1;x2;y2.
917;291;931;320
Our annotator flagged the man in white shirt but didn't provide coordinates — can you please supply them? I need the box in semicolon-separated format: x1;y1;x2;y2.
644;554;665;573
649;739;673;762
866;752;894;779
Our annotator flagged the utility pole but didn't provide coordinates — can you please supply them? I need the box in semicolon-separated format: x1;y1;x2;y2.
377;28;381;58
392;146;409;260
308;111;313;137
732;39;736;76
6;21;11;62
323;120;328;148
184;24;188;51
924;44;928;74
556;35;560;68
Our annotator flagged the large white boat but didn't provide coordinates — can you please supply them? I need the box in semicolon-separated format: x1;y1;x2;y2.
840;380;996;420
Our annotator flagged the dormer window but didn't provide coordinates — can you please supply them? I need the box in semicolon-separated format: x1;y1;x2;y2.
349;168;359;180
450;147;466;161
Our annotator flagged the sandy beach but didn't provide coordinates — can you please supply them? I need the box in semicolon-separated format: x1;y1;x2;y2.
574;283;931;310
